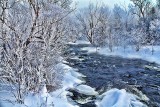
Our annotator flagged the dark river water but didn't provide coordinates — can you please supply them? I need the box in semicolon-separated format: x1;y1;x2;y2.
65;44;160;107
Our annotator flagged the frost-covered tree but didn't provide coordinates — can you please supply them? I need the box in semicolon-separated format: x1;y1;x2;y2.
76;3;99;44
94;5;110;47
109;4;132;51
130;0;152;20
76;3;110;47
129;0;157;50
0;0;75;104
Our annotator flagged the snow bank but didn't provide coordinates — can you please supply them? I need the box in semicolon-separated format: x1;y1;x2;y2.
82;46;160;64
0;63;84;107
96;88;146;107
57;63;85;88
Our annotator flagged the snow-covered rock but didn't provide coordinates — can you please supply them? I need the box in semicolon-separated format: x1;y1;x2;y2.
68;40;90;45
70;56;85;61
96;88;147;107
144;65;160;72
74;85;98;96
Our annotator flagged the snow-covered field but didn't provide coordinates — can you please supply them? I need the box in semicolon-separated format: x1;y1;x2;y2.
82;45;160;64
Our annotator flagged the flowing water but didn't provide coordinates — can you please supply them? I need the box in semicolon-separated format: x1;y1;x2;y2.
64;44;160;107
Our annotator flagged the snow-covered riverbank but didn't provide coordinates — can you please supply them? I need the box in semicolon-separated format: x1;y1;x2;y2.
82;45;160;65
1;41;156;107
0;61;147;107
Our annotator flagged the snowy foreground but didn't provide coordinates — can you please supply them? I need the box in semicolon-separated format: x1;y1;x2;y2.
0;63;146;107
0;63;81;107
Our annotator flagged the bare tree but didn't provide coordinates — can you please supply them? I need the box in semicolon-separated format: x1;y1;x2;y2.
76;3;98;44
76;3;110;47
130;0;151;20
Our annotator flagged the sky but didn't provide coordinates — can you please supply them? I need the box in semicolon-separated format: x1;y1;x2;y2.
72;0;157;8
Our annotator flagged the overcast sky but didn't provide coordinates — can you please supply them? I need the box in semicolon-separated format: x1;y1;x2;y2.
72;0;156;8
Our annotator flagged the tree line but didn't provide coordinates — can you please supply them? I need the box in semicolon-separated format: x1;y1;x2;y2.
76;0;160;52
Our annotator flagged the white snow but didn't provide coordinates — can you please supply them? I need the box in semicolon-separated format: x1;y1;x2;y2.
74;85;98;96
70;56;85;61
96;88;146;107
82;45;160;64
70;70;86;78
58;63;85;88
68;40;90;45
